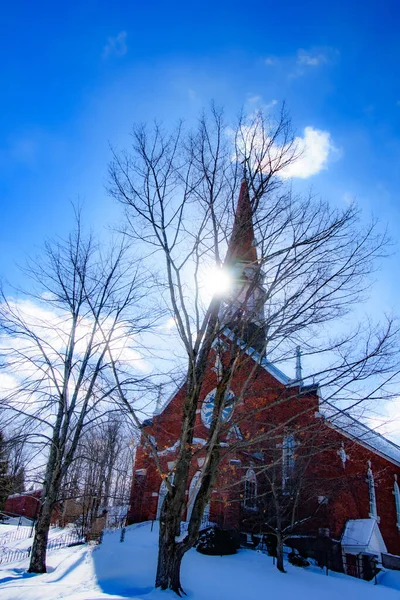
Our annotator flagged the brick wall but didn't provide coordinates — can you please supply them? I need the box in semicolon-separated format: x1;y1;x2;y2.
127;345;400;555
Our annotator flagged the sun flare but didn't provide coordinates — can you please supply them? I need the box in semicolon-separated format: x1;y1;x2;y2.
201;266;232;299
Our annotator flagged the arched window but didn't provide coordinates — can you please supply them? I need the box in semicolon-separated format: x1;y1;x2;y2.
156;473;174;520
186;471;210;523
244;469;257;510
187;471;201;521
156;480;167;519
394;475;400;529
367;461;378;519
282;433;296;489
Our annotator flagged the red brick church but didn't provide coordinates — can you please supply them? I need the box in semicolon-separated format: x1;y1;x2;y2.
128;179;400;576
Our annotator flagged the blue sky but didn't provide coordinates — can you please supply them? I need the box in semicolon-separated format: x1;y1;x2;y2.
0;0;399;302
0;1;400;440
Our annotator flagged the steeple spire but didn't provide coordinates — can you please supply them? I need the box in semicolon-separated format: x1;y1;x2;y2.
225;177;257;266
223;178;266;353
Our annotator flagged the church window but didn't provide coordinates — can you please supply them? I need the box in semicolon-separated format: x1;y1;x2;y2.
187;471;210;523
156;480;167;519
156;473;174;519
244;468;257;510
394;475;400;529
367;461;378;519
282;433;296;489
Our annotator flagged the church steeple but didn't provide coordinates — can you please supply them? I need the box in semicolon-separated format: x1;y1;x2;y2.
225;177;257;266
223;177;266;353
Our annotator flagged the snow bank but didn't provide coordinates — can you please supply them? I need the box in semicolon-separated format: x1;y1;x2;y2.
0;521;399;599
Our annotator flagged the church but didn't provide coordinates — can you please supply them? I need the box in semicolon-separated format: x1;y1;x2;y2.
127;178;400;578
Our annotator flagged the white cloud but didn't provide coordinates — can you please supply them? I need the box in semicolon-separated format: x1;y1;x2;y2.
163;317;177;331
0;372;19;395
365;399;400;444
247;95;262;104
289;47;339;78
343;192;355;205
245;96;278;116
264;56;277;66
297;49;328;67
234;114;338;180
0;297;151;401
102;31;128;59
280;127;338;179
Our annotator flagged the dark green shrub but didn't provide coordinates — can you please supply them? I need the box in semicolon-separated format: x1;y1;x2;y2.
288;551;310;567
196;527;240;556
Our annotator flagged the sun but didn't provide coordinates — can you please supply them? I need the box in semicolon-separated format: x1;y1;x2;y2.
201;265;232;299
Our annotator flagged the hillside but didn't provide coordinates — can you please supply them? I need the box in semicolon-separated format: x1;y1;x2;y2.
0;522;399;599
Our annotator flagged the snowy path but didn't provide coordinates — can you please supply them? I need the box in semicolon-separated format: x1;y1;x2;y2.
0;522;399;599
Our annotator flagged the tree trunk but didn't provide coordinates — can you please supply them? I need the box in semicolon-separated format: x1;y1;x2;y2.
155;527;185;595
28;494;54;573
276;534;286;573
28;451;63;573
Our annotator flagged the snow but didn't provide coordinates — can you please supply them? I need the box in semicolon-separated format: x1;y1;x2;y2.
0;520;77;556
1;521;400;599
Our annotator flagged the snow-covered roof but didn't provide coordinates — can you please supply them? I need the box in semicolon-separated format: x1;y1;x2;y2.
153;330;293;417
321;401;400;467
341;519;387;556
222;328;292;385
153;331;400;469
342;519;376;547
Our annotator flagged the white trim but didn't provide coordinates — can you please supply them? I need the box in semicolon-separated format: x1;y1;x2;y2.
157;440;180;456
193;438;207;446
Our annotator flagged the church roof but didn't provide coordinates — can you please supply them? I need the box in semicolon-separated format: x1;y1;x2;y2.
225;178;258;266
322;401;400;467
222;327;291;385
152;340;400;467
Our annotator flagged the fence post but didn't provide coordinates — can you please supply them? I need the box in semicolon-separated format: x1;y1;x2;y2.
120;527;126;543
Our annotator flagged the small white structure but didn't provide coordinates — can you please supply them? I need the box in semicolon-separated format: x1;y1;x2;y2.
342;518;386;556
341;518;387;578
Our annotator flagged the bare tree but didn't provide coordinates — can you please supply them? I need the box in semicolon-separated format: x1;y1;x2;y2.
59;416;135;531
106;104;398;595
0;219;153;573
0;429;28;506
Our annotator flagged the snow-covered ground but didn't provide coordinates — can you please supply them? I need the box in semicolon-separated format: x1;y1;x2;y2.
0;518;75;554
0;521;399;600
